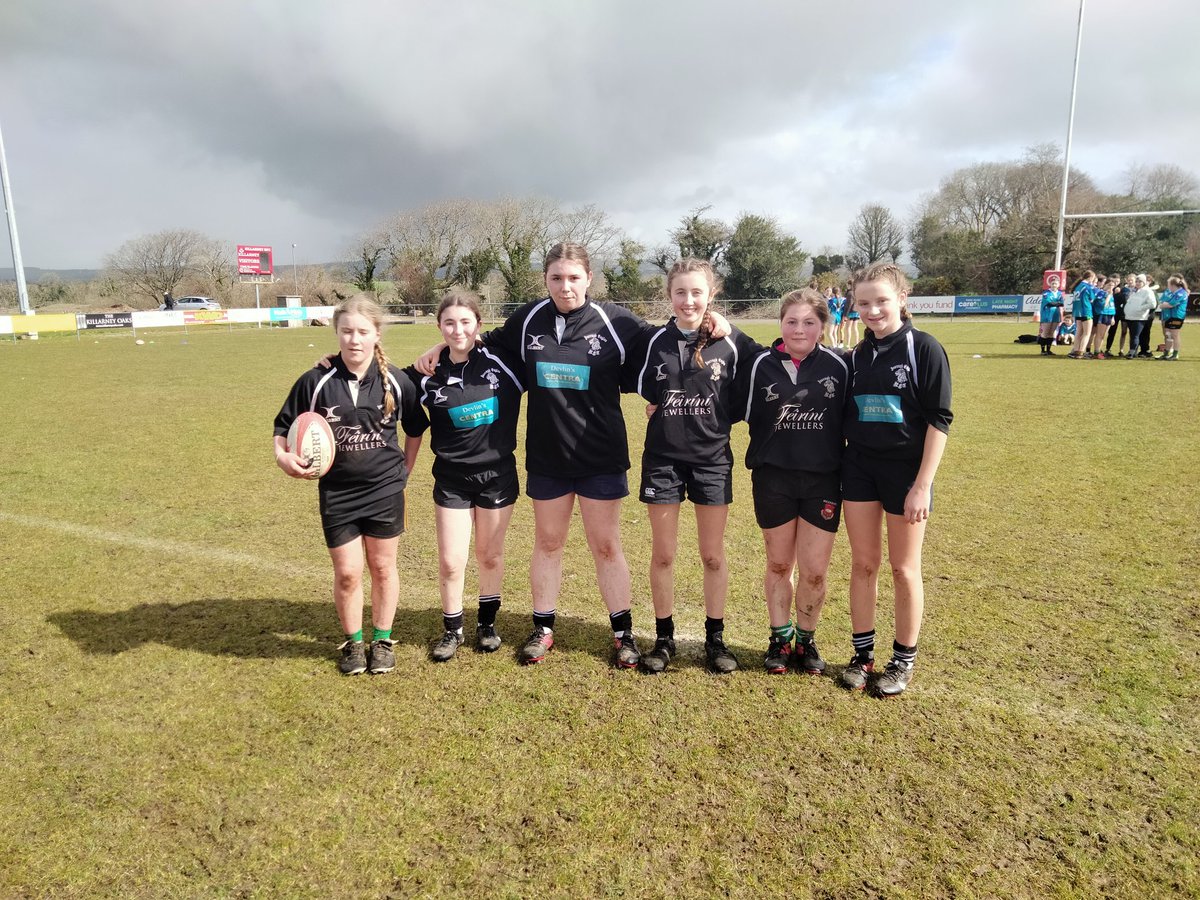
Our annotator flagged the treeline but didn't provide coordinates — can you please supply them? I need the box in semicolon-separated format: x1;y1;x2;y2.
8;145;1194;312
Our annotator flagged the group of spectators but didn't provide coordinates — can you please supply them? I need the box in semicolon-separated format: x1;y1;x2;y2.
1036;272;1190;360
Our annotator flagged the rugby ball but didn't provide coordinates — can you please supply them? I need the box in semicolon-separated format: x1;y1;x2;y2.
286;412;336;478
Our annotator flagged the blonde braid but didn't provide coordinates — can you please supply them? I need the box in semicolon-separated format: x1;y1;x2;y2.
692;307;714;368
373;343;396;419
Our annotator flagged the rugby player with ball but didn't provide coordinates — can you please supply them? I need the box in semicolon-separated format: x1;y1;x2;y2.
274;296;428;676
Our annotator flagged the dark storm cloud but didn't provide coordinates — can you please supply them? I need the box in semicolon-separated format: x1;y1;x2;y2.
1;0;1195;267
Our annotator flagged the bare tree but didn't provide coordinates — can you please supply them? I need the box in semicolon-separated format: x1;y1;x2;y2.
482;197;559;304
847;204;905;267
384;199;480;292
104;229;223;307
553;203;622;264
1124;163;1199;206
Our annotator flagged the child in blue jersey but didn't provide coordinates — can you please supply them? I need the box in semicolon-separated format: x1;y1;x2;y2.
406;294;525;661
841;263;952;697
633;258;759;675
1037;274;1065;355
825;286;844;348
1157;274;1189;360
1055;314;1076;346
1088;276;1117;359
275;296;428;676
1067;271;1098;359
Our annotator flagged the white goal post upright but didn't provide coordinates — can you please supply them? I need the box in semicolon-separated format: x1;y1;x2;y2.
1054;0;1199;270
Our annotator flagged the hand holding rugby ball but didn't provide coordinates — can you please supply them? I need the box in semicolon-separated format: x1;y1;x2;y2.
286;412;336;478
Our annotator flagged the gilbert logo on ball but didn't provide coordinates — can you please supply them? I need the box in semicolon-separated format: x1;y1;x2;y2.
286;412;336;478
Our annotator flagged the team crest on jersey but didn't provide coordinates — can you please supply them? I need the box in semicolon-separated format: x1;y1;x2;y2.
526;334;545;351
891;364;910;390
431;387;449;405
483;368;501;389
584;333;607;356
654;363;668;382
321;405;341;423
762;383;779;401
820;501;836;521
818;376;838;399
706;359;725;381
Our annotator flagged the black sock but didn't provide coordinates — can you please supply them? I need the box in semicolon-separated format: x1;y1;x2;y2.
533;609;556;633
655;615;675;639
704;616;723;639
609;608;632;638
478;595;500;627
892;640;918;668
852;630;875;661
443;611;464;635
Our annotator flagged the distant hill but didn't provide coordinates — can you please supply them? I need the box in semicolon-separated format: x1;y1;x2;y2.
0;267;101;283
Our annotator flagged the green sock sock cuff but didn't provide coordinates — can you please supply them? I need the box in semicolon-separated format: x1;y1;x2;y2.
770;621;796;642
796;628;816;645
347;629;363;643
373;628;392;642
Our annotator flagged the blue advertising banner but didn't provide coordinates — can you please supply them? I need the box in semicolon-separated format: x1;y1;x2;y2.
269;307;307;322
953;295;1023;313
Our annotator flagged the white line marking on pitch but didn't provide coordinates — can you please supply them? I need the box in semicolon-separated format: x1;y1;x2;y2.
0;510;326;578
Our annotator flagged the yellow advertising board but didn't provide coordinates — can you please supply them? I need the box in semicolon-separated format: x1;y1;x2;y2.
10;314;78;333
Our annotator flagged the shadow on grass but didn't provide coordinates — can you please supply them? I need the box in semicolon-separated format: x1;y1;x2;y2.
47;601;628;664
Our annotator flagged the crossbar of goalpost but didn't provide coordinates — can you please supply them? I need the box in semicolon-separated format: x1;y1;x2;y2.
1062;209;1200;219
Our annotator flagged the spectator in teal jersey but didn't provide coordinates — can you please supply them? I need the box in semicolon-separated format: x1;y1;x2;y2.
1037;274;1064;355
1157;274;1189;360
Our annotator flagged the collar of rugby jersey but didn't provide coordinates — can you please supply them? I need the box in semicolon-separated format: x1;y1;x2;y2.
865;319;913;355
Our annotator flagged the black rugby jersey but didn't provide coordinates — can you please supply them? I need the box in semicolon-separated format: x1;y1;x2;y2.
483;297;652;477
845;322;952;459
739;343;851;474
404;345;524;479
274;356;429;523
634;320;760;466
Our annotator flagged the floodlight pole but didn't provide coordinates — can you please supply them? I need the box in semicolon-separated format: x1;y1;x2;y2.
1053;0;1086;272
291;243;298;293
0;119;31;315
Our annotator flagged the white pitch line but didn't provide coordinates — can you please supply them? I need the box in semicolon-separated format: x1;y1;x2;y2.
0;510;326;578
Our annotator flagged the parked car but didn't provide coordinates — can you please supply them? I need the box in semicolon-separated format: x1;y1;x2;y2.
161;296;221;311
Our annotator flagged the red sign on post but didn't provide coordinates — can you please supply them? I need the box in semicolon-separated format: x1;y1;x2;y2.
237;245;274;275
1043;269;1066;291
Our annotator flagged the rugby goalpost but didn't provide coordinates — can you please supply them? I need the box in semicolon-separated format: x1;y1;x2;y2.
1053;0;1199;272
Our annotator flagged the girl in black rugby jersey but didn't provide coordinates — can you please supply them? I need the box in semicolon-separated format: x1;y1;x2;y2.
841;263;952;697
738;289;850;677
633;258;759;675
404;294;525;662
274;296;428;677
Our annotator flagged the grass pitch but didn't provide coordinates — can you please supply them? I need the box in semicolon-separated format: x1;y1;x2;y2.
0;320;1197;898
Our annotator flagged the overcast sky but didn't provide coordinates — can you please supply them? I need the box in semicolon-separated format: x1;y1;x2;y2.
2;0;1197;270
